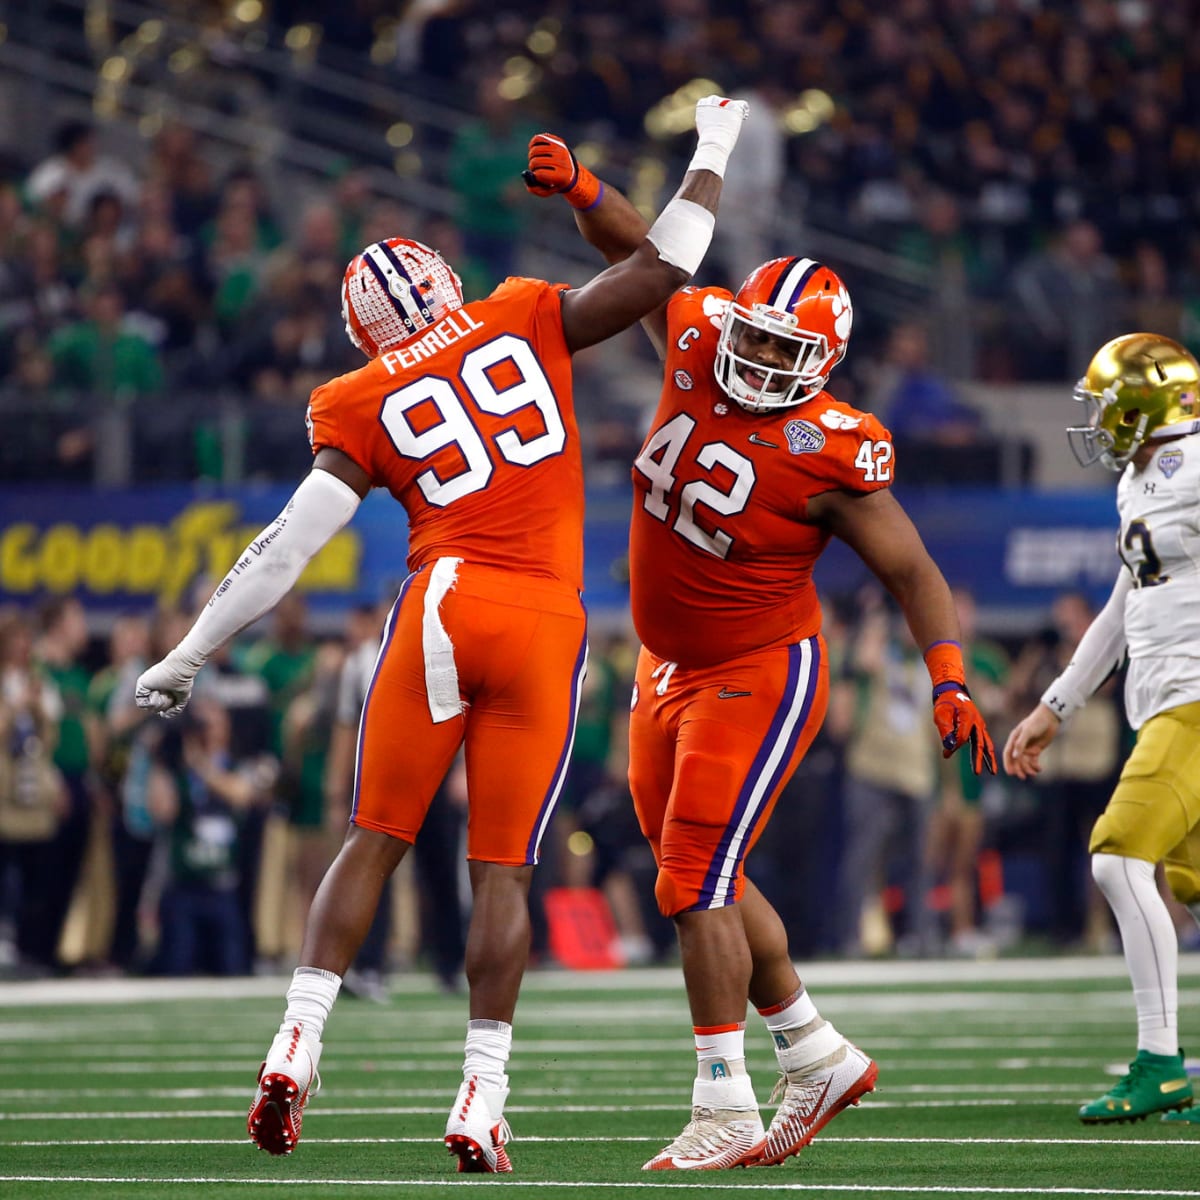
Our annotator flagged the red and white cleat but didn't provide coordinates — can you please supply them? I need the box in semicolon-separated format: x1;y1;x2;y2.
752;1041;877;1166
247;1023;322;1156
444;1076;513;1173
643;1107;766;1170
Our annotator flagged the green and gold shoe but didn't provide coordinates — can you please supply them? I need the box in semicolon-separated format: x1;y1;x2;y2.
1161;1106;1200;1125
1079;1050;1193;1124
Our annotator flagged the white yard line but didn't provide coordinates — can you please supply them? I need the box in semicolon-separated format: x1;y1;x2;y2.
4;956;1200;1007
1;1176;1197;1196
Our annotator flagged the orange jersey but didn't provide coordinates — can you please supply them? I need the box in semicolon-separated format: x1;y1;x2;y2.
307;277;585;589
629;285;894;667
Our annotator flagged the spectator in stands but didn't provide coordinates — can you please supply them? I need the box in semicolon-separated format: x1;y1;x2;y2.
87;613;156;972
447;67;538;285
149;698;275;975
25;120;138;231
1006;590;1121;951
924;586;1009;958
872;321;983;447
0;607;67;973
47;280;164;399
1009;219;1121;380
837;590;940;958
34;597;98;970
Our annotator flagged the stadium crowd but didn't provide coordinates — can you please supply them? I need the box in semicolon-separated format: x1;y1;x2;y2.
2;2;1199;991
2;1;1200;484
3;580;1190;985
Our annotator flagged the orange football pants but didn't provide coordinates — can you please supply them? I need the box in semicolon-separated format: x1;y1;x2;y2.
628;635;828;916
352;561;588;865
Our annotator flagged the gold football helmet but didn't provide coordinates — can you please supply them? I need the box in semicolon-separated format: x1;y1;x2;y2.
1068;333;1200;470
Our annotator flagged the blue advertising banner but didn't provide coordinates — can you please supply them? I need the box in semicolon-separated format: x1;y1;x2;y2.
0;483;1120;623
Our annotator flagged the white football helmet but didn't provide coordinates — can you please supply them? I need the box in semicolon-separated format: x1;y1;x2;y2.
341;237;464;357
715;256;852;412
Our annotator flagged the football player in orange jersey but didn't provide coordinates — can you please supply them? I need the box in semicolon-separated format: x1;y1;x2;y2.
526;135;997;1170
133;95;750;1173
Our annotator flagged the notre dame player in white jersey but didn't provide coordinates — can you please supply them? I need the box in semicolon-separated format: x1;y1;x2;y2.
1006;332;1200;1126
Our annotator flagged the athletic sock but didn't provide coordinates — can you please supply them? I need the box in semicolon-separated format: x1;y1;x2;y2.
279;966;341;1041
1092;853;1178;1058
694;1022;749;1082
758;986;844;1074
463;1019;512;1092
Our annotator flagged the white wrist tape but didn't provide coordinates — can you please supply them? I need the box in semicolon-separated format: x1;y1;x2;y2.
179;468;362;663
646;198;716;276
688;138;737;179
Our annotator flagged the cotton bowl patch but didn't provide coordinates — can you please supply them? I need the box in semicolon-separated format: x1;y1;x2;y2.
784;418;826;455
1158;447;1183;478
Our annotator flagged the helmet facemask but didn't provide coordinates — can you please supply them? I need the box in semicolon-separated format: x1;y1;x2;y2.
1067;381;1147;470
715;301;836;413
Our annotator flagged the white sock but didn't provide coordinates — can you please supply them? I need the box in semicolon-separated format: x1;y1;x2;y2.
463;1019;512;1092
279;966;341;1041
694;1024;748;1081
757;986;819;1045
692;1072;758;1113
1092;854;1178;1057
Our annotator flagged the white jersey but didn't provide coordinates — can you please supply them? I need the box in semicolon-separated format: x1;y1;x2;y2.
1117;439;1200;726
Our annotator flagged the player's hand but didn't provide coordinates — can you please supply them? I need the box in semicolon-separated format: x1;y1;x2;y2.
932;685;997;775
1002;703;1060;780
135;650;201;718
694;95;750;140
522;133;579;197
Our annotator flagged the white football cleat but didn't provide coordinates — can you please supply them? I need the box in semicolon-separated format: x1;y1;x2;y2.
752;1040;877;1166
643;1106;766;1170
247;1023;322;1156
444;1076;513;1173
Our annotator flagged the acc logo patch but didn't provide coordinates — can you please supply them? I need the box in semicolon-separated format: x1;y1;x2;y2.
1158;447;1183;478
673;370;694;390
819;408;861;431
784;418;826;455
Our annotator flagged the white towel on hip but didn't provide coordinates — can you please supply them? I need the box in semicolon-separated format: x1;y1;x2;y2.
422;556;464;723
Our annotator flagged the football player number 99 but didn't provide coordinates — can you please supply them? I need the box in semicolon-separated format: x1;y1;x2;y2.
379;334;567;507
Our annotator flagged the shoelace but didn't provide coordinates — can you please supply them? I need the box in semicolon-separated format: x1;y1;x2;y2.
1108;1062;1150;1098
769;1071;825;1113
662;1108;751;1158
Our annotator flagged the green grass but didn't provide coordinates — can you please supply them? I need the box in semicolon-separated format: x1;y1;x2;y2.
2;959;1200;1198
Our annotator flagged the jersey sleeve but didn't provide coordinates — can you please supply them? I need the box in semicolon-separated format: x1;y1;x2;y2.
305;375;380;482
306;378;345;458
816;408;895;495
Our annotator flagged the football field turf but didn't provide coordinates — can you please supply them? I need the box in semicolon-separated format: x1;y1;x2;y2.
3;957;1199;1199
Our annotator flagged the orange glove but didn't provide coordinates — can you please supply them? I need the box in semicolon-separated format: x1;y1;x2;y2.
925;641;997;775
522;133;603;210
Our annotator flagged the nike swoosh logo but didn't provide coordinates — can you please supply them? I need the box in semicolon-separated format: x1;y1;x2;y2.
1161;1079;1190;1093
748;433;778;448
793;1078;833;1124
717;688;752;699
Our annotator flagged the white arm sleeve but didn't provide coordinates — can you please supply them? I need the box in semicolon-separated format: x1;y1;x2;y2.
1041;570;1130;721
176;469;362;665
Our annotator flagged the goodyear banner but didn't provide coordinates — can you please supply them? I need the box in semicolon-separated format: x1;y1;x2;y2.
0;483;1118;622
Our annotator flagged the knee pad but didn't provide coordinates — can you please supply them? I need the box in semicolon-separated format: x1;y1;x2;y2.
1165;861;1200;906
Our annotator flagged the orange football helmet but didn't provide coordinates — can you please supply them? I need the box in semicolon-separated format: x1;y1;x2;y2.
715;256;852;411
341;237;464;357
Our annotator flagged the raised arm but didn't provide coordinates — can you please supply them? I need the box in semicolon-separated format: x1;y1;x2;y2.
134;447;369;717
531;97;746;356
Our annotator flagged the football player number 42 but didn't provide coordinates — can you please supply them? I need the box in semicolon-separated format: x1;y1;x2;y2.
635;414;891;560
379;334;566;507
